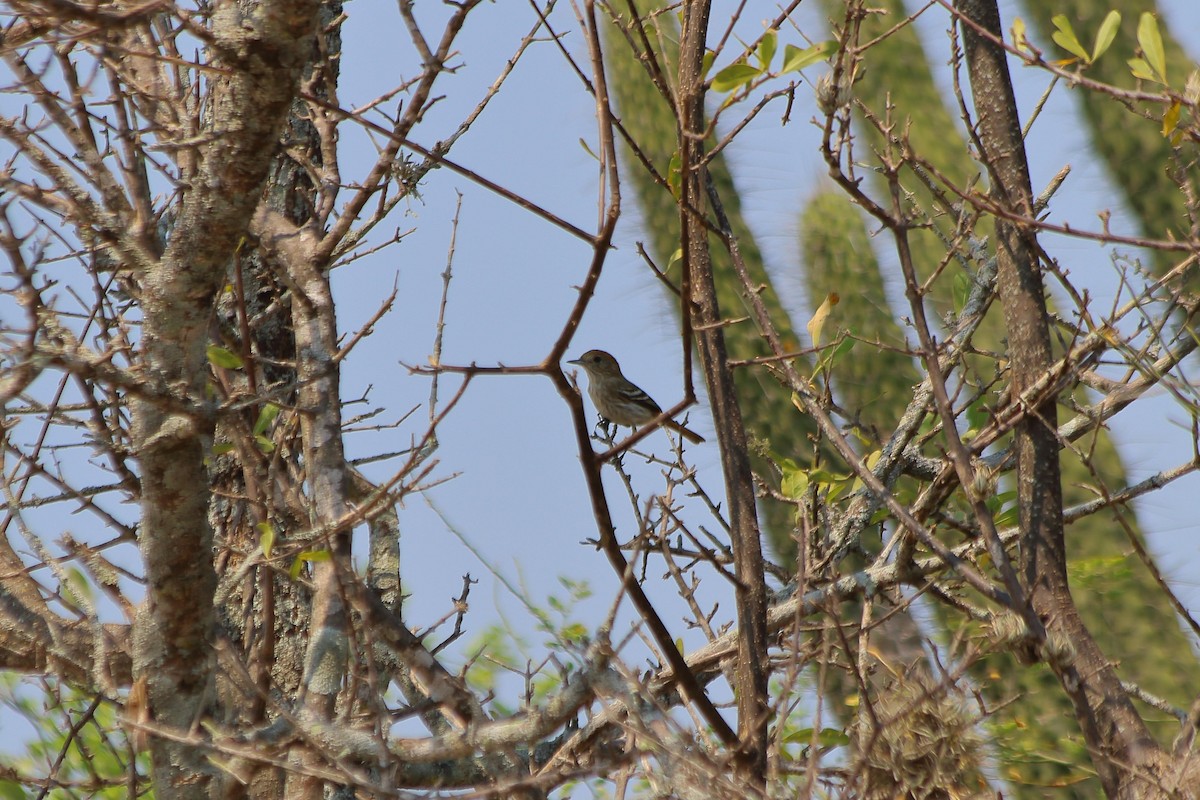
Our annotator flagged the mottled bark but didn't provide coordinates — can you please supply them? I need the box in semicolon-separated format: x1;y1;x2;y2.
130;2;319;796
955;1;1199;795
677;0;770;783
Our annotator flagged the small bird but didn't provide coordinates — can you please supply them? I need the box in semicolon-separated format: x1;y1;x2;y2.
568;349;705;444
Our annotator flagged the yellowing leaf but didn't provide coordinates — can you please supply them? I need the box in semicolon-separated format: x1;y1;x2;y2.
806;292;840;348
1010;17;1028;51
1091;10;1121;62
1163;100;1182;138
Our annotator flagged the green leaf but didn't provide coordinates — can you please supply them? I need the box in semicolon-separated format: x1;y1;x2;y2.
578;137;599;162
848;449;881;495
952;268;973;312
206;344;243;369
667;248;684;272
784;727;851;747
782;41;834;74
1127;57;1156;82
0;781;29;800
289;549;331;579
1050;15;1090;63
257;521;276;558
1137;12;1166;83
667;150;682;200
965;396;990;436
212;441;235;455
254;434;275;454
61;567;93;609
561;622;588;643
814;336;854;380
780;458;809;499
1091;10;1120;62
1068;554;1133;587
757;29;777;70
711;62;761;93
253;402;281;436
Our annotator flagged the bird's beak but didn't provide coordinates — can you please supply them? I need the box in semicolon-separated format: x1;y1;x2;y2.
567;357;582;366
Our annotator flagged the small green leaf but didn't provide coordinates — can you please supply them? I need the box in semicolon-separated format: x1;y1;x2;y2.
711;62;761;93
790;727;851;747
667;150;682;200
61;567;93;608
1091;10;1120;62
561;623;588;643
258;521;276;558
1127;57;1157;82
253;402;281;436
849;449;881;495
1137;12;1166;83
823;729;850;746
701;49;715;79
212;442;235;455
289;549;331;579
1051;15;1090;63
206;344;243;369
254;434;275;454
782;41;834;74
952;269;973;312
1068;555;1133;590
578;138;599;162
666;248;684;272
780;458;809;499
757;29;777;70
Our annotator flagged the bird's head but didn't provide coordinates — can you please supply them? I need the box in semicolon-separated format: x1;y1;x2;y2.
568;349;621;376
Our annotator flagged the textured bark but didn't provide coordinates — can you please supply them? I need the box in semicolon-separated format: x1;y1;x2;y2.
955;2;1198;796
677;0;770;783
823;1;1200;790
130;2;319;797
